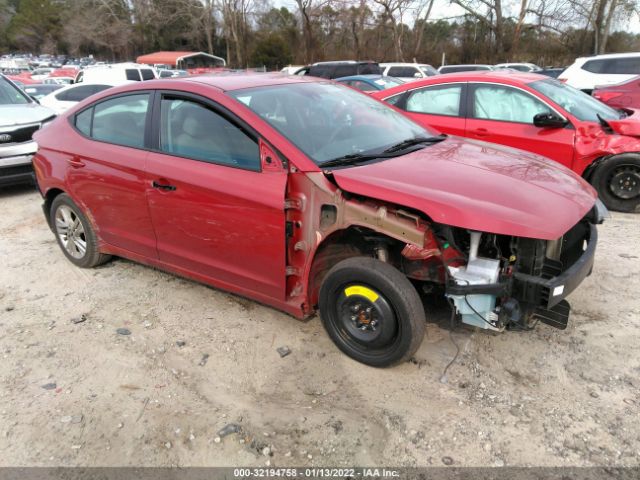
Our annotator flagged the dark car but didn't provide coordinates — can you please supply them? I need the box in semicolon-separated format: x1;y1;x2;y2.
307;61;381;79
22;83;63;100
538;68;565;78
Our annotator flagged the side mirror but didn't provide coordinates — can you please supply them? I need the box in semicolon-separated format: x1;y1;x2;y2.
30;96;40;104
533;112;567;128
414;72;422;78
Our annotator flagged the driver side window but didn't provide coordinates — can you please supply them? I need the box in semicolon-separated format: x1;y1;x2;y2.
472;84;551;124
159;97;260;171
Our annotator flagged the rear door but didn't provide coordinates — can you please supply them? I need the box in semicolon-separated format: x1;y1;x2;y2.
145;92;288;300
393;82;467;136
465;83;575;167
68;92;157;258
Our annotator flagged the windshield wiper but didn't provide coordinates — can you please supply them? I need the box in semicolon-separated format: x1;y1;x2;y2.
383;134;447;153
320;153;381;168
320;134;448;169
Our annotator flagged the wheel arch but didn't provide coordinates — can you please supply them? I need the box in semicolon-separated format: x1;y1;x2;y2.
306;226;410;310
43;187;66;230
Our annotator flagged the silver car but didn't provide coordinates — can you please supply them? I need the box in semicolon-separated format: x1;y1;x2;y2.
0;74;56;186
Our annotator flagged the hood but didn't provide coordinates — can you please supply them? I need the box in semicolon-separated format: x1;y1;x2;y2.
330;137;597;240
0;103;56;128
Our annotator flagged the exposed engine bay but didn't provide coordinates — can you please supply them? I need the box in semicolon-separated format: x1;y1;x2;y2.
402;208;603;331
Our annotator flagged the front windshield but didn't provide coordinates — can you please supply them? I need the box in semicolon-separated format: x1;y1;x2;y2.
229;82;436;165
0;76;30;105
530;79;622;122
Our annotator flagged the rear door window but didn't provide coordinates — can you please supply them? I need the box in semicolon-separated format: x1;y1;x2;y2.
406;84;463;116
90;93;150;148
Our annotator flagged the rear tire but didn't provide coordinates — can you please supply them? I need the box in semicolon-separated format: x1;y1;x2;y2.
319;257;426;367
50;193;111;268
591;154;640;213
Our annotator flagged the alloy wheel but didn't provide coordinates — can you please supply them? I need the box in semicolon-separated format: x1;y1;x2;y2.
54;205;87;259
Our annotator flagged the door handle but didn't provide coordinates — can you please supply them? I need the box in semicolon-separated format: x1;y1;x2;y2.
67;157;85;168
152;180;176;191
473;128;490;137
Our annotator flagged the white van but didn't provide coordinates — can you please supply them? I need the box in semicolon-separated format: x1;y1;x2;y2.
75;63;157;84
558;52;640;92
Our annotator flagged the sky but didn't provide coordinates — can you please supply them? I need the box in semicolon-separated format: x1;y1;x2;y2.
278;0;640;34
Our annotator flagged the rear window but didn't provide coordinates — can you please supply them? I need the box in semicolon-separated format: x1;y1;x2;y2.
308;65;332;78
333;65;357;78
388;66;418;77
140;69;155;80
125;69;141;81
358;63;381;75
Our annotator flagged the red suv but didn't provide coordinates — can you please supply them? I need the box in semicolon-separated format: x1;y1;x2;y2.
33;75;604;367
372;71;640;212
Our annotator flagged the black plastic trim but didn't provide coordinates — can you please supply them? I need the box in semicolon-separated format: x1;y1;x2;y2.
514;224;597;309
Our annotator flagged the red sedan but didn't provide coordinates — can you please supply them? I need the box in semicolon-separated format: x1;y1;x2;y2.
592;76;640;110
372;71;640;212
33;74;602;367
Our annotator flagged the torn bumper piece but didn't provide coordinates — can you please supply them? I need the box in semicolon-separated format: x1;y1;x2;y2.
513;223;597;310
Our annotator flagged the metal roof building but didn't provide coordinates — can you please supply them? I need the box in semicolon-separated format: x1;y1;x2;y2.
136;51;226;69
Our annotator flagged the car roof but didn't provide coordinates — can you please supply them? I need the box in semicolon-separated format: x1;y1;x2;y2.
183;72;323;91
375;71;549;97
440;64;493;68
335;74;385;81
577;52;640;60
432;70;545;82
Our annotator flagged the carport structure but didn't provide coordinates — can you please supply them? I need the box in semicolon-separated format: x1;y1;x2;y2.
136;51;226;69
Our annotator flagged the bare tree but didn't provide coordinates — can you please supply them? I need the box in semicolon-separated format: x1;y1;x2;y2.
412;0;436;59
450;0;505;57
372;0;413;61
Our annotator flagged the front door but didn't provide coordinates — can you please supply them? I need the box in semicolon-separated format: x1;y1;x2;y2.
145;93;288;301
465;83;576;168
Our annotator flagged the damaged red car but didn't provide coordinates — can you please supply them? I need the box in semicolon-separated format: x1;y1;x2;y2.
372;71;640;213
33;75;606;367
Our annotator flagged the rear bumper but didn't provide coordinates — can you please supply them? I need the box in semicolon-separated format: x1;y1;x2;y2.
513;223;597;309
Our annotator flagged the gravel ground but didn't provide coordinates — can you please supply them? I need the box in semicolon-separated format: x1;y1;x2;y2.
0;184;639;468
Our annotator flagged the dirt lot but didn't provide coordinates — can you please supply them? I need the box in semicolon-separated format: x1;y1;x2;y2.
0;184;639;468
